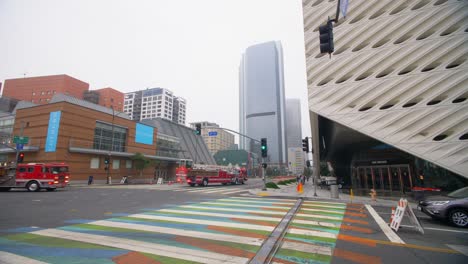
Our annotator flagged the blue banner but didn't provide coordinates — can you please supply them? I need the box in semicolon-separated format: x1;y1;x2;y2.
45;111;61;152
135;123;154;145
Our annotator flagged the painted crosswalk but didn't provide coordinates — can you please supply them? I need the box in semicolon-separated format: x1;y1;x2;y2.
86;184;251;195
272;200;347;263
0;197;357;264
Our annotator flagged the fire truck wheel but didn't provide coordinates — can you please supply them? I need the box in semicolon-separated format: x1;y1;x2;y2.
26;181;40;192
202;178;208;187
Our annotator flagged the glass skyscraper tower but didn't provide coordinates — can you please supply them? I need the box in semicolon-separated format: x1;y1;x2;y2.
239;41;287;165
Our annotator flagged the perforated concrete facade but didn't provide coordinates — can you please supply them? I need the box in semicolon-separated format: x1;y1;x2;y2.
303;0;468;177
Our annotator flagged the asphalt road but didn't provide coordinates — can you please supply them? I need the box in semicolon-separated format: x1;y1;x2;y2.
0;180;466;263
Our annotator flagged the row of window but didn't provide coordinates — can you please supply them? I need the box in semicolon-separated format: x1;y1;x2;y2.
32;90;56;96
90;157;132;169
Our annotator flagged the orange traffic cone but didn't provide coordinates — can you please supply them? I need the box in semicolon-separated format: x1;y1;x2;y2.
389;207;395;225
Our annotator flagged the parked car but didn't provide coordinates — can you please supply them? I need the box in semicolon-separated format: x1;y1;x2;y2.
418;186;468;228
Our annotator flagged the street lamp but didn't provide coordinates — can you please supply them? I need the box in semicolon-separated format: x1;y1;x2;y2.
107;106;115;184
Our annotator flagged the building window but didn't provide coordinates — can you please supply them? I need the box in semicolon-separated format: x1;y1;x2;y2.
126;160;132;168
93;121;127;152
41;91;45;95
112;159;120;169
90;157;100;169
32;92;36;96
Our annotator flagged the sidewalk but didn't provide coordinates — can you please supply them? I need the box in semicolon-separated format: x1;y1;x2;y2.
248;180;417;208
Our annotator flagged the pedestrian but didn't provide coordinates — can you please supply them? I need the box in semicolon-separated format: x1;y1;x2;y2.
297;174;301;185
369;188;377;204
301;174;305;185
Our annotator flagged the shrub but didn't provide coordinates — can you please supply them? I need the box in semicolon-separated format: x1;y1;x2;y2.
277;181;287;185
266;182;279;189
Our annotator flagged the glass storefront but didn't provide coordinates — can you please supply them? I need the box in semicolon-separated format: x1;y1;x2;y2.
352;164;413;196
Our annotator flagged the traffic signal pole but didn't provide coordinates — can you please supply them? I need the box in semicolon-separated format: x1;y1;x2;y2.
310;113;321;197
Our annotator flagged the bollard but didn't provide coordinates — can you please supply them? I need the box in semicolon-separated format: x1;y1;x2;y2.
330;184;339;198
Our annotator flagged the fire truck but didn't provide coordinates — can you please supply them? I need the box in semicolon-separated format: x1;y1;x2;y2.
0;163;70;192
175;160;247;187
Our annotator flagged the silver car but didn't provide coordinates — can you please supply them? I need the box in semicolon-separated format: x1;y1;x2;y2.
418;186;468;228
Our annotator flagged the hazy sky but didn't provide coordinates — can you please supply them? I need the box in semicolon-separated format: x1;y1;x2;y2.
0;0;310;142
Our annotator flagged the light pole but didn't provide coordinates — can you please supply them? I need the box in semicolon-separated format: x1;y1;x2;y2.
107;106;115;184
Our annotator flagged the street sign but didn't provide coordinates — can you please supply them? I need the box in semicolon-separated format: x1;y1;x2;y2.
16;143;24;150
208;131;218;136
13;136;29;144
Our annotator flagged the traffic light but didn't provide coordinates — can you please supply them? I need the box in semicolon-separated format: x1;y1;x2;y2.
262;163;267;169
319;20;334;54
104;157;110;165
195;124;201;135
260;138;267;158
302;137;309;152
306;160;311;168
17;152;25;163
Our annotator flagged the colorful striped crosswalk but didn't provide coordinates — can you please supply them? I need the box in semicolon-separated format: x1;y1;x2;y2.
0;197;387;263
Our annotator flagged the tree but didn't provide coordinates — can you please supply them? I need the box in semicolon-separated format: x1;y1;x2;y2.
131;152;153;178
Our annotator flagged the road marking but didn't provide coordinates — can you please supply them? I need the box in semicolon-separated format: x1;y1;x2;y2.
288;228;337;238
203;188;242;194
301;208;346;214
400;225;468;234
129;213;275;231
31;229;248;264
179;205;287;216
220;189;249;194
303;200;346;206
158;208;283;222
295;212;343;220
281;241;332;255
365;204;405;244
0;251;49;264
333;248;382;264
302;204;346;210
219;198;295;205
446;244;468;256
292;219;340;228
233;197;298;202
199;202;291;209
187;187;232;193
90;220;264;246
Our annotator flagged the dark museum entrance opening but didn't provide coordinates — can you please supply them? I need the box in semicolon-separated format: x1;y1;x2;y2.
352;164;413;196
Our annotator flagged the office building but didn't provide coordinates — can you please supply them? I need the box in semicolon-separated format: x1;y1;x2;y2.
302;0;468;194
190;121;235;156
285;98;304;174
83;88;124;111
239;41;287;165
124;88;186;125
2;74;89;103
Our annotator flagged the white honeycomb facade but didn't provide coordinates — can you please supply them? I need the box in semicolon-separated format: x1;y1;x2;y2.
302;0;468;178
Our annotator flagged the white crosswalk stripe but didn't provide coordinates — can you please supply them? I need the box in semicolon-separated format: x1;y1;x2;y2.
31;229;248;264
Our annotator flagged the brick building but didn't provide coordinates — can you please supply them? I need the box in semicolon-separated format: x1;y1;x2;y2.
8;94;182;183
2;74;89;104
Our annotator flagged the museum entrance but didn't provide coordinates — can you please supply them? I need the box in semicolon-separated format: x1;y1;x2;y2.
352;164;413;196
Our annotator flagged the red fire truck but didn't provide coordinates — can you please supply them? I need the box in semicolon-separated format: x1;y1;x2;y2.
0;163;70;192
175;160;247;187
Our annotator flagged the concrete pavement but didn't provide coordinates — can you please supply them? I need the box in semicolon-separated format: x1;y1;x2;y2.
248;180;413;208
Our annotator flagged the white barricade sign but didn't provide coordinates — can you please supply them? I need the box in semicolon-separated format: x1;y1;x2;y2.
406;201;424;234
157;177;163;185
120;176;127;184
390;199;406;231
390;198;424;234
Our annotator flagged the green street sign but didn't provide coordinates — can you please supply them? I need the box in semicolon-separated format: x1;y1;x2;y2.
13;136;29;144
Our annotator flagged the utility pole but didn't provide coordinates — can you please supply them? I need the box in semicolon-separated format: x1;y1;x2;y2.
107;107;115;184
310;113;321;197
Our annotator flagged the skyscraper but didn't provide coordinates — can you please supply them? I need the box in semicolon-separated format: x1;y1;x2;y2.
123;88;186;125
286;99;304;175
239;41;287;165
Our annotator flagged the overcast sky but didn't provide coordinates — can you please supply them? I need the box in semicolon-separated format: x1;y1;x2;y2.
0;0;310;142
